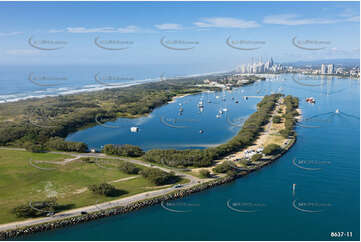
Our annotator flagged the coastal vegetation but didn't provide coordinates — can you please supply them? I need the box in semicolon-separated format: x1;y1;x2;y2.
103;144;144;157
12;199;59;218
0;75;219;150
118;161;141;174
199;169;211;178
88;183;125;197
263;144;282;156
280;95;299;138
140;167;179;186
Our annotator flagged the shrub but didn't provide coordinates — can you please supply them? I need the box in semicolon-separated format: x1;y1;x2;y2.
88;183;125;197
140;167;178;185
212;161;235;173
12;198;58;218
119;162;140;174
272;115;281;123
199;169;211;178
263;144;282;156
24;143;47;153
251;153;263;162
103;144;144;157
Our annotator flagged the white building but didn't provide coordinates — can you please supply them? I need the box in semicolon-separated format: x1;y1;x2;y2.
321;64;327;74
327;64;334;74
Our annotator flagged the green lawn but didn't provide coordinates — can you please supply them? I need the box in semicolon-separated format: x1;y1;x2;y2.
0;149;186;224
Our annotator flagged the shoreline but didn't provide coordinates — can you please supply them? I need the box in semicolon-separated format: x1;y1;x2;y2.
0;70;229;104
0;95;299;240
0;137;296;240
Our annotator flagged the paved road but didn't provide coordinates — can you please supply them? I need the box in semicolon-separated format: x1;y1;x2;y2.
0;148;202;232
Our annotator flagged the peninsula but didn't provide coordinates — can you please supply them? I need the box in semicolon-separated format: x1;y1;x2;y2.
0;76;299;240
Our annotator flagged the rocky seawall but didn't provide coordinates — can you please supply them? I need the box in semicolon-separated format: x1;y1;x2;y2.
0;137;296;240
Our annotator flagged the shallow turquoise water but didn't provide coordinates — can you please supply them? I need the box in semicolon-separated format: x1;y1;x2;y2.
21;74;360;240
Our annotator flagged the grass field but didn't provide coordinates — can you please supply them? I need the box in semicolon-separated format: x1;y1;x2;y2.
0;149;186;224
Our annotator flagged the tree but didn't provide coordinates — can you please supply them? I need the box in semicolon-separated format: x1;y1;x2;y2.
212;161;234;173
12;198;58;218
272;115;281;123
88;183;125;197
140;167;178;185
24;142;47;153
119;162;140;174
103;144;144;157
199;169;211;178
251;153;263;162
263;144;282;156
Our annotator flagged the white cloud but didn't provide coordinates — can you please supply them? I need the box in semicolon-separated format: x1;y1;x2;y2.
0;32;23;37
263;14;359;25
49;29;65;33
154;23;183;30
6;49;40;55
66;26;139;33
194;17;260;29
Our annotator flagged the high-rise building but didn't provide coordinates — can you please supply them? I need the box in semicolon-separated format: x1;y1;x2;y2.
327;64;334;74
321;64;327;74
238;57;279;74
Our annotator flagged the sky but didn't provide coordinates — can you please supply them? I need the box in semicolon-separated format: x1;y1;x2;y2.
0;1;359;70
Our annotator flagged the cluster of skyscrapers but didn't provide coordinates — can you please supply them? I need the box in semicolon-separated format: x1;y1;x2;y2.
236;57;284;74
321;64;335;74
